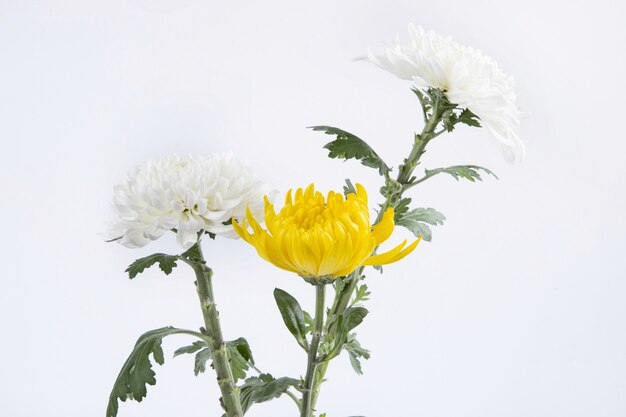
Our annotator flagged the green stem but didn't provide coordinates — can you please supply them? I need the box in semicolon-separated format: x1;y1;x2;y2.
308;90;446;412
187;245;243;417
300;285;326;417
397;94;443;185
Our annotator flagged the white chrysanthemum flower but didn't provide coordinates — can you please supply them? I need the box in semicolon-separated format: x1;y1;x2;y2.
108;153;273;249
367;24;526;162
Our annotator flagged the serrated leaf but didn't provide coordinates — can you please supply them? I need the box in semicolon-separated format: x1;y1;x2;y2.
394;197;412;218
424;165;497;183
180;243;203;263
125;254;179;279
239;373;300;414
107;327;193;417
173;340;207;357
333;275;349;294
412;87;431;119
194;348;213;376
352;284;371;306
273;288;307;348
324;307;368;362
345;338;371;375
225;337;254;382
309;126;391;176
343;178;357;196
456;108;481;127
395;207;446;242
303;310;315;334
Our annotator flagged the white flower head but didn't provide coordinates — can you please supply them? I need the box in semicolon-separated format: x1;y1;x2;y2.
108;153;273;249
367;24;526;162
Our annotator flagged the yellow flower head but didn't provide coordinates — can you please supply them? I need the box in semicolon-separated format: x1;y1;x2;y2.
233;183;420;281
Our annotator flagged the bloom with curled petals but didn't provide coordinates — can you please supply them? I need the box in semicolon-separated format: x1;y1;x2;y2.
367;24;526;162
233;183;420;281
108;153;272;249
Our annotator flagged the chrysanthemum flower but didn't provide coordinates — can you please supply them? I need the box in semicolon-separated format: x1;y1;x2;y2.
233;183;420;281
108;153;272;249
367;24;526;162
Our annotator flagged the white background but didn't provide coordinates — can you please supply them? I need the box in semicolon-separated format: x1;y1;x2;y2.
1;1;625;416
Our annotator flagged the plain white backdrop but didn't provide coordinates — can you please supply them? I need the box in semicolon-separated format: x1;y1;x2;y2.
1;1;625;416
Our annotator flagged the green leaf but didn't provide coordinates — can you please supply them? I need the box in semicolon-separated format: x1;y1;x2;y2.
180;243;203;263
239;373;300;414
395;207;446;242
303;310;315;334
345;337;371;375
173;340;207;357
309;126;391;176
226;337;255;382
412;87;431;119
424;165;497;183
273;288;307;348
107;326;194;417
125;254;179;279
343;307;368;332
394;197;412;218
333;275;350;294
456;108;481;127
194;348;213;376
343;178;357;196
352;284;371;306
324;307;369;361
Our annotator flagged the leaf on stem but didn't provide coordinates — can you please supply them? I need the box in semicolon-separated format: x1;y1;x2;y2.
303;310;315;334
309;126;391;176
456;108;481;127
345;337;371;375
394;197;412;218
273;288;308;348
180;243;204;263
226;337;255;382
351;284;371;306
444;108;482;131
125;254;179;279
239;373;300;414
411;87;431;120
173;340;207;357
325;307;369;361
343;178;357;196
424;165;497;183
107;326;196;417
343;307;368;332
193;347;213;376
395;207;446;242
172;339;213;377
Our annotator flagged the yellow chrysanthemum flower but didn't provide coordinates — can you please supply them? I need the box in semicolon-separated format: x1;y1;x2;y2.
233;183;420;281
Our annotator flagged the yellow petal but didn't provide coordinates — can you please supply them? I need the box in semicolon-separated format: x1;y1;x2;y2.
371;207;394;245
362;237;420;266
355;183;368;205
232;218;252;244
386;236;421;263
284;189;293;207
245;206;264;235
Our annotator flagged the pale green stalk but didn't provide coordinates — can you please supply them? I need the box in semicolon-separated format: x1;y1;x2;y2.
307;91;446;412
300;285;326;417
184;244;244;417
